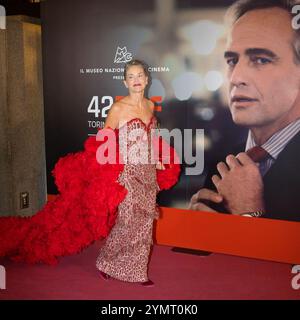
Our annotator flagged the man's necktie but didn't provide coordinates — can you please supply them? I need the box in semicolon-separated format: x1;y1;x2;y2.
246;145;270;163
246;146;270;176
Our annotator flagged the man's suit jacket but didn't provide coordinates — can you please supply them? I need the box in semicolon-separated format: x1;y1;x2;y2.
204;131;300;222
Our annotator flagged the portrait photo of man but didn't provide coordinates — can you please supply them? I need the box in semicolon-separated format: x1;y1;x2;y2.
189;0;300;222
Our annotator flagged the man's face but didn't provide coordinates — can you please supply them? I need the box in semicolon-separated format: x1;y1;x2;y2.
225;8;300;130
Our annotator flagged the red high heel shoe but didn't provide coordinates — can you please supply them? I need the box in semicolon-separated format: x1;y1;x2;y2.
141;280;154;287
99;271;111;281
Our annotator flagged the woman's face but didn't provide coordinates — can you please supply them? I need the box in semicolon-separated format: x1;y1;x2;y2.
124;65;148;93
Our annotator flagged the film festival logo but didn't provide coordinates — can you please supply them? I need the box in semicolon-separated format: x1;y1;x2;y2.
0;265;6;290
114;46;133;63
0;5;6;30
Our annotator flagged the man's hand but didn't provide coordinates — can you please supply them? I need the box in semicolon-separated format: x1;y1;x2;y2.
188;188;223;212
211;153;265;215
156;161;166;170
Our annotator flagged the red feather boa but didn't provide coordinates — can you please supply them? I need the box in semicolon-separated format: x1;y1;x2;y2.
0;128;180;264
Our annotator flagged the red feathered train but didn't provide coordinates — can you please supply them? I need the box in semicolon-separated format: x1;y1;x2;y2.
0;128;180;265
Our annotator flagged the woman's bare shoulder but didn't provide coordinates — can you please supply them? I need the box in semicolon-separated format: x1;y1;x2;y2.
110;101;123;112
146;99;155;113
117;96;132;108
104;102;123;129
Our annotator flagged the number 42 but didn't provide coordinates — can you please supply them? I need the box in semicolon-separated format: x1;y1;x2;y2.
87;96;113;118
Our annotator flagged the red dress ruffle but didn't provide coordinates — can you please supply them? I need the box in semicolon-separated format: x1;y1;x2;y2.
0;128;180;265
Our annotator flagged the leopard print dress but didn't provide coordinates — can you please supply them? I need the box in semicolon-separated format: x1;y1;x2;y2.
96;116;159;282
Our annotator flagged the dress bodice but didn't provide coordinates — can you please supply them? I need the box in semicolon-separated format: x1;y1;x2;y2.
118;116;157;165
117;115;159;220
118;115;157;131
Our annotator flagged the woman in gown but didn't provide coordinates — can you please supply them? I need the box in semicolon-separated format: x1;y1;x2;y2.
96;59;163;286
0;59;180;273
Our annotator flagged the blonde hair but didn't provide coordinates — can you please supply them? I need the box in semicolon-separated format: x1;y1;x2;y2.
123;59;149;79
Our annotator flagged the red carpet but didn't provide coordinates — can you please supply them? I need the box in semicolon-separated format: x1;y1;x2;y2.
0;242;299;300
